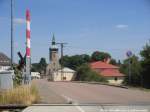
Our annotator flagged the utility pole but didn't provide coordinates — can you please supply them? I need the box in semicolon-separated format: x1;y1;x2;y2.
11;0;14;69
56;42;68;80
128;58;131;85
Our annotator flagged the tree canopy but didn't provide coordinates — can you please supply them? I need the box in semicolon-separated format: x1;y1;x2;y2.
31;57;47;74
91;51;111;62
120;55;142;86
140;41;150;88
60;54;91;70
60;51;118;71
75;64;107;82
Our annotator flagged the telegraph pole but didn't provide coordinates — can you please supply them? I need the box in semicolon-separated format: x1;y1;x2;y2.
56;42;68;80
11;0;14;69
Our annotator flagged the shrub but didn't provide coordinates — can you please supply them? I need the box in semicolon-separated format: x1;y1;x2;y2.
13;66;23;86
75;64;107;82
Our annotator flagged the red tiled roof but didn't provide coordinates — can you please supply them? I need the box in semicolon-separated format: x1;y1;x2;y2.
90;61;118;69
90;61;124;77
100;69;124;77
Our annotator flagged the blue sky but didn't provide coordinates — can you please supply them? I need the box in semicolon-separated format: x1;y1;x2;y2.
0;0;150;63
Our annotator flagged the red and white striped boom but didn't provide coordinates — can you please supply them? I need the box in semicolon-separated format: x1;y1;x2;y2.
26;9;30;57
25;9;31;84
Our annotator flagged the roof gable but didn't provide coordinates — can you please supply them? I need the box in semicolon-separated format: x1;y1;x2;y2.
101;69;124;77
0;52;10;66
90;61;118;69
58;67;75;72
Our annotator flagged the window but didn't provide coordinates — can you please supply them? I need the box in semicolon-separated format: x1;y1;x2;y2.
114;77;118;81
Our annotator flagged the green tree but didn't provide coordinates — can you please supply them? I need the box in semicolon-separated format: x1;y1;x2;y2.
31;63;39;72
60;55;70;67
120;55;142;86
81;54;91;62
60;54;91;70
110;58;117;65
75;64;107;82
31;58;47;74
140;41;150;88
38;58;47;74
91;51;111;62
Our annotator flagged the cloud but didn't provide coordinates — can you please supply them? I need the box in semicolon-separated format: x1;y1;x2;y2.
14;18;26;24
115;24;128;29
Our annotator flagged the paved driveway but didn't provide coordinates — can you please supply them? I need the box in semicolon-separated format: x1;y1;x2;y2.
33;79;150;105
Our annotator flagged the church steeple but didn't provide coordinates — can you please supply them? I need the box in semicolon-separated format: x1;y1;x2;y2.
52;33;55;45
47;33;60;81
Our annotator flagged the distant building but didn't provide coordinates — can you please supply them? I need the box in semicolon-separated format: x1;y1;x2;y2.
46;35;76;81
31;72;41;79
0;52;13;90
0;52;11;71
53;67;76;81
90;61;124;85
46;34;61;80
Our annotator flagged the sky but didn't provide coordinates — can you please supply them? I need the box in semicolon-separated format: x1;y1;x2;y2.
0;0;150;63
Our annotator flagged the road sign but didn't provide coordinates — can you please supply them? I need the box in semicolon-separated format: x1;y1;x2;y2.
126;51;132;57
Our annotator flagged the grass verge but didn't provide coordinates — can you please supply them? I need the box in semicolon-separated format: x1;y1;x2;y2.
0;84;40;105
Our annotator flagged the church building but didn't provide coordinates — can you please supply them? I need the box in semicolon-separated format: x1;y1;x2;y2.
46;34;61;81
46;34;76;81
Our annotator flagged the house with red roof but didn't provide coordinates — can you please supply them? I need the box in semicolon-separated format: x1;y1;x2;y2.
90;61;125;85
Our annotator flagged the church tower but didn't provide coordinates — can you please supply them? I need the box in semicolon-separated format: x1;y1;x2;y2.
46;34;60;80
49;34;59;70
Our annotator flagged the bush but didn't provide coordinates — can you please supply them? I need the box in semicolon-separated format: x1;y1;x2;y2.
75;64;107;82
120;55;142;86
13;66;23;86
140;41;150;88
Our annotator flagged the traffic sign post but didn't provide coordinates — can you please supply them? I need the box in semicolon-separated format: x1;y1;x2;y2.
126;51;132;85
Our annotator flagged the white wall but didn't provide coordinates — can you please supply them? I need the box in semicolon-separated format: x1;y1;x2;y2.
0;66;11;71
53;71;75;81
31;72;41;79
0;70;13;90
107;77;124;85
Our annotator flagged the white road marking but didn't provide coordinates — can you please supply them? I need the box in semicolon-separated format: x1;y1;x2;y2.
74;103;85;112
61;94;73;103
61;94;85;112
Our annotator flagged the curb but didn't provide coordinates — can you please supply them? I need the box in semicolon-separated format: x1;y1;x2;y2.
71;81;128;89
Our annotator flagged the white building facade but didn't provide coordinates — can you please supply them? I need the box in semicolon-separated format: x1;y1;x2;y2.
53;67;76;81
0;52;11;71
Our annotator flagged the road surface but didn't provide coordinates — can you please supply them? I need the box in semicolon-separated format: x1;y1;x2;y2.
33;79;150;105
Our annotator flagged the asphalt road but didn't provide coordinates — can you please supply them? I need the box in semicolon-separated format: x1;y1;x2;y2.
33;79;150;105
